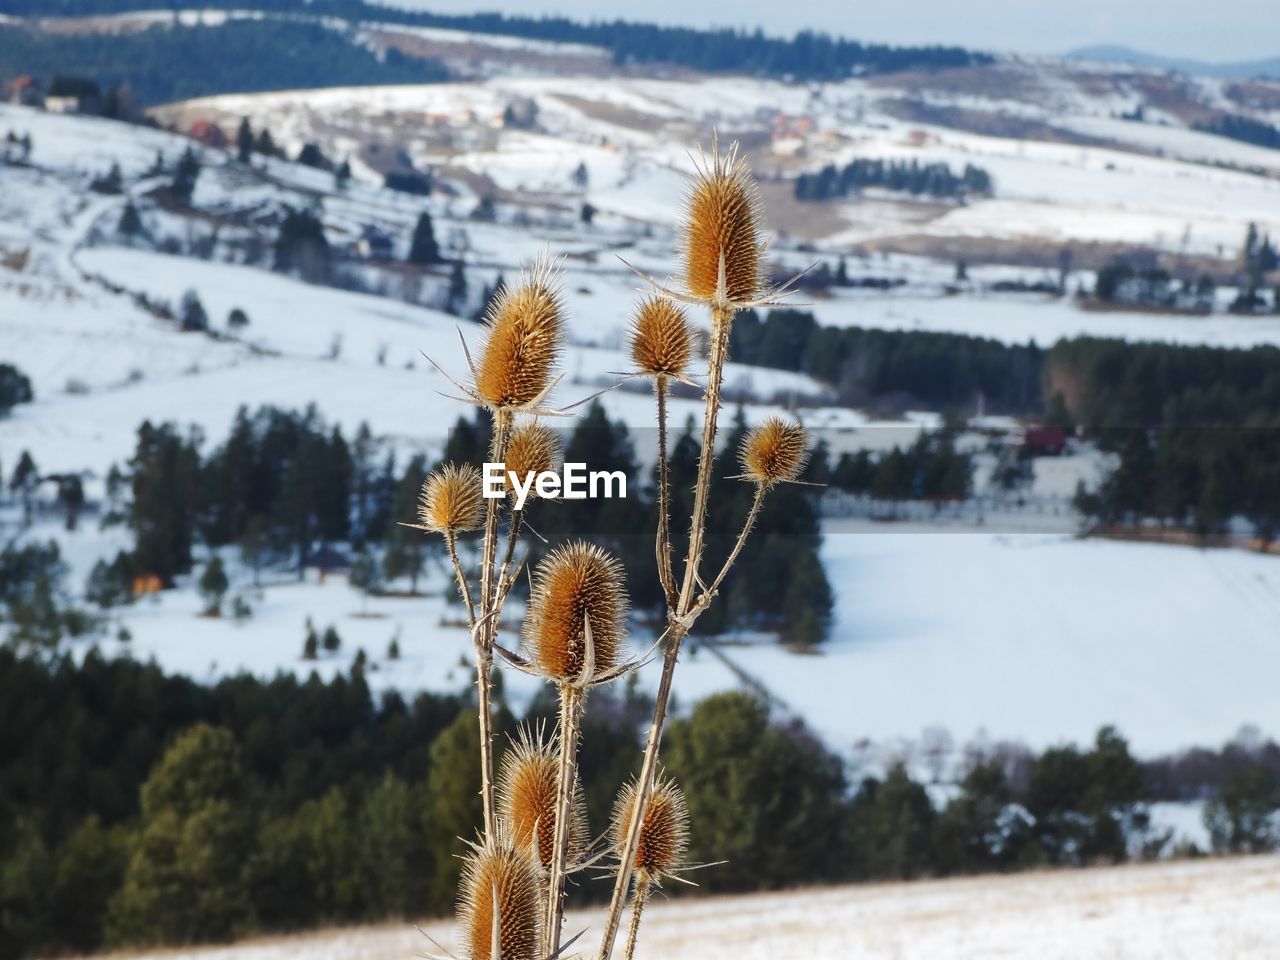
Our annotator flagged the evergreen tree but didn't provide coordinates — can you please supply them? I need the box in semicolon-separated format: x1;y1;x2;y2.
0;363;34;415
117;201;144;239
226;308;249;330
664;692;847;891
198;556;228;616
106;725;254;945
235;117;252;164
170;146;200;205
407;211;441;266
179;289;208;332
848;762;936;880
126;422;201;584
422;709;484;910
334;158;351;190
348;548;382;613
322;625;341;653
445;261;467;316
1204;764;1280;853
383;454;430;593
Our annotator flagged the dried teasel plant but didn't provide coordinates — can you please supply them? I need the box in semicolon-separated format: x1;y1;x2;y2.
410;137;809;960
597;138;810;960
521;542;629;955
455;832;545;960
497;726;587;873
502;422;562;503
611;774;690;960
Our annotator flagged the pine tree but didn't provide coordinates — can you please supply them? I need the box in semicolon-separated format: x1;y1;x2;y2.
198;556;229;616
407;211;441;266
348;548;382;613
236;117;252;164
382;454;429;593
118;201;144;239
445;261;467;316
106;725;254;944
322;625;341;653
334;159;351;190
179;289;208;332
170;147;200;204
226;308;249;330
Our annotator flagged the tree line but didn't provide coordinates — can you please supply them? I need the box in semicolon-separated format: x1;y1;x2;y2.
3;400;832;647
729;309;1045;414
3;647;1277;958
0;18;448;106
794;158;994;202
3;1;991;84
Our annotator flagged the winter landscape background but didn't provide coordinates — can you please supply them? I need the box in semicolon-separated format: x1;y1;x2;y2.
2;3;1280;957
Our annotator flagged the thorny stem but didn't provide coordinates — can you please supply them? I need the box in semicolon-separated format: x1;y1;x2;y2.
546;684;585;957
445;532;475;625
623;877;650;960
497;508;524;603
475;410;512;842
654;377;676;608
704;483;766;600
598;302;734;960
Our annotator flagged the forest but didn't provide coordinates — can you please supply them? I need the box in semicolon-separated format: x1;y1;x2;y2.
793;158;995;202
1;1;989;97
2;647;1277;958
0;20;448;105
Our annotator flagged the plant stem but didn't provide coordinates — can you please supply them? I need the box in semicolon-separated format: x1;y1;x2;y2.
475;409;512;842
597;303;733;960
654;377;676;607
623;877;650;960
546;684;584;956
445;532;475;625
704;483;766;600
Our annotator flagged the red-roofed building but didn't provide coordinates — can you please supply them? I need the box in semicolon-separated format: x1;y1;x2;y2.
189;120;227;148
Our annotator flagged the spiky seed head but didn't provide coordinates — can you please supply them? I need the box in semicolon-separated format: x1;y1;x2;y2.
457;835;544;960
628;296;694;378
418;462;484;532
740;417;808;487
474;258;565;408
497;729;587;870
612;773;690;881
523;541;627;683
502;422;561;500
680;140;765;305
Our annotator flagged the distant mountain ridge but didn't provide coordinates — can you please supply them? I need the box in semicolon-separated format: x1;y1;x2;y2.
1068;44;1280;79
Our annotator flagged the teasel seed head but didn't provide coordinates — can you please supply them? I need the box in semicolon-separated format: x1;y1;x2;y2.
497;728;587;871
681;139;765;307
628;296;694;379
457;833;544;960
612;773;690;883
474;257;565;409
502;422;561;502
740;416;809;488
523;541;627;684
418;462;484;533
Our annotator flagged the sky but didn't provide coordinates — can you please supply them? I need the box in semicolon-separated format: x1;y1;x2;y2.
382;0;1278;63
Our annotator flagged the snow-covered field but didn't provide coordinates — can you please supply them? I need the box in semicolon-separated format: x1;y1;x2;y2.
5;55;1280;768
93;854;1280;960
57;518;1280;760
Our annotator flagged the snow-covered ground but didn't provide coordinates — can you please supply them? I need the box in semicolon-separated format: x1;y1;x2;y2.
5;67;1280;770
94;854;1280;960
54;518;1280;761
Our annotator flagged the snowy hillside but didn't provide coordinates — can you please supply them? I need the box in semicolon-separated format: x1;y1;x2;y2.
4;66;1280;766
96;854;1280;960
